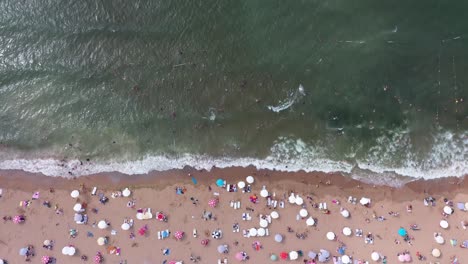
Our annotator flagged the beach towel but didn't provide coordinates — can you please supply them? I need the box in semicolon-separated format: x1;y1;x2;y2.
191;176;198;185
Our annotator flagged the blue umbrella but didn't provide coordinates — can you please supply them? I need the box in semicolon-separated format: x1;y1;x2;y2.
191;176;198;185
216;179;225;187
398;228;407;237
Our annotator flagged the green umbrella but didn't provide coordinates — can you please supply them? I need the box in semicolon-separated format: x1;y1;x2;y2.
270;254;278;261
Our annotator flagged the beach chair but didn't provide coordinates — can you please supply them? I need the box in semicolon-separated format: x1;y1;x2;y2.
265;228;269;236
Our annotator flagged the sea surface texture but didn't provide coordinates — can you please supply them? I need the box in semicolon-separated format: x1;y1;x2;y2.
0;0;467;184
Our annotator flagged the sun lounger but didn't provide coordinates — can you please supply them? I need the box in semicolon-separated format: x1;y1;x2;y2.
91;187;97;195
265;228;269;236
279;201;285;208
272;200;278;208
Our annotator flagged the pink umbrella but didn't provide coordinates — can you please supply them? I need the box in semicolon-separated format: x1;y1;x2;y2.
156;212;166;221
235;252;245;261
208;198;218;208
94;252;103;263
201;239;209;246
13;215;24;224
174;231;184;240
403;254;411;262
41;255;50;264
397;254;405;262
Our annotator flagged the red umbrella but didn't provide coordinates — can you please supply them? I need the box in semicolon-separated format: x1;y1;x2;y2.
94;252;103;263
235;252;244;261
252;241;261;251
13;215;24;224
208;198;218;208
201;239;209;246
41;255;50;264
156;212;166;221
174;231;184;240
138;225;148;236
280;251;289;260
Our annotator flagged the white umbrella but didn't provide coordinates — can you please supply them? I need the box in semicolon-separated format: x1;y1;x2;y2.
440;220;449;229
371;252;380;261
260;189;269;198
97;237;106;246
295;196;304;205
342;255;351;264
237;181;246;189
246;176;254;184
62;246;70;255
249;228;257;237
67;246;76;256
97;220;108;229
299;209;308;217
136;213;144;220
0;259;4;264
288;194;296;204
432;248;441;258
70;190;79;198
360;197;370;206
274;234;283;242
435;235;444;244
289;251;299;260
270;211;279;219
121;223;130;230
342;227;352;236
257;228;266;236
44;240;51;246
73;203;82;212
259;219;268;228
306;217;315;226
74;213;83;222
341;209;350;218
326;231;335;240
443;206;453;215
122;188;131;197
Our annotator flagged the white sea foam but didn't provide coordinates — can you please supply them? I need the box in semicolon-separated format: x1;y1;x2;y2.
0;130;465;185
267;84;305;113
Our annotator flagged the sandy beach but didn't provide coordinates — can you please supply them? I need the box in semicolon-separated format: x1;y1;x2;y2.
1;167;468;264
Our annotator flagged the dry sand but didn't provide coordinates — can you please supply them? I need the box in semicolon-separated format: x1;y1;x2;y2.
0;167;468;263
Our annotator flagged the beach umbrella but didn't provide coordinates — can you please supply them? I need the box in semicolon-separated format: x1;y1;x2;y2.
235;252;244;261
288;194;296;204
435;235;444;244
398;228;407;237
70;190;79;198
271;211;279;219
341;209;350;218
216;179;225;187
212;229;222;239
403;254;411;262
74;213;83;222
97;237;106;246
174;231;184;240
200;239;209;246
249;228;257;237
43;240;51;247
326;232;335;240
289;251;299;260
98;220;108;229
342;255;351;264
296;196;304;205
440;220;449;229
41;255;50;264
121;223;130;230
443;206;453;215
318;250;330;262
371;252;380;261
360;197;371;206
67;246;76;256
94;252;103;263
122;188;131;197
397;254;405;262
13;215;23;224
432;248;441;258
208;198;218;208
246;176;254;184
0;259;4;264
308;251;317;259
299;209;308;217
270;254;278;261
274;234;283;242
19;247;28;256
259;218;268;228
342;227;352;236
260;189;269;198
136;212;144;220
237;181;245;188
73;203;83;212
306;217;315;226
280;252;289;260
217;244;228;254
156;212;166;221
62;246;70;255
257;228;266;236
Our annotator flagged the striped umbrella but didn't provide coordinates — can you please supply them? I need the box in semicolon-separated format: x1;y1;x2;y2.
208;199;218;208
41;256;50;264
174;231;184;240
13;215;23;224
